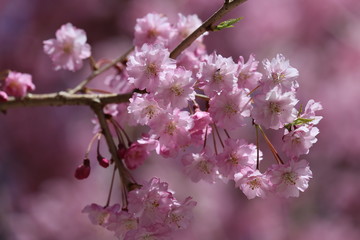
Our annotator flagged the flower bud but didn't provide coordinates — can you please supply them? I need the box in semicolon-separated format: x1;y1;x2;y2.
97;155;110;168
74;159;91;180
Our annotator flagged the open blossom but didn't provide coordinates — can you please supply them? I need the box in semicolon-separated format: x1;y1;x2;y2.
234;168;271;199
166;197;197;230
127;44;176;93
181;151;218;183
252;86;298;129
155;68;195;109
267;159;312;198
134;13;175;47
128;93;164;126
82;203;120;226
149;109;193;154
282;126;319;158
236;54;263;90
197;52;237;97
105;211;138;239
43;23;91;71
262;54;299;91
208;88;252;129
3;71;35;98
216;138;261;179
300;99;323;125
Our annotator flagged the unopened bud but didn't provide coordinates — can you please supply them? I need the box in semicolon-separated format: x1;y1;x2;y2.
75;159;91;180
97;155;110;168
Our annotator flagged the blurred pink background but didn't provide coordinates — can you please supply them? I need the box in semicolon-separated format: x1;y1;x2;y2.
1;0;360;239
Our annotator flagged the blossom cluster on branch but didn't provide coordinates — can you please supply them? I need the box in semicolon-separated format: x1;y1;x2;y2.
0;1;322;239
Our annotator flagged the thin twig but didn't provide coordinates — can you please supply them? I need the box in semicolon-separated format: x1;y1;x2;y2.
257;125;284;165
170;0;247;59
69;46;134;94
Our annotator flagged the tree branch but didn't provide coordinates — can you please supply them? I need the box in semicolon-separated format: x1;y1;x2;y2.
169;0;247;59
0;91;133;112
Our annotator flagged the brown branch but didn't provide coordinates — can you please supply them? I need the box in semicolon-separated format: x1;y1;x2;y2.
0;91;133;112
169;0;247;59
68;46;134;94
91;104;133;201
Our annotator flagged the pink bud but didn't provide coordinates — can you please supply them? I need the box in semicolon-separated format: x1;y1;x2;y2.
75;159;91;180
97;155;110;168
0;91;8;102
117;143;127;159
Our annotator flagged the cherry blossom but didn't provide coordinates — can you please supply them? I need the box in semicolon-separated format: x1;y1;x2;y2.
252;86;298;129
124;142;151;170
234;168;271;199
3;71;35;98
128;93;164;126
181;151;218;183
282;126;319;158
43;23;91;71
134;13;175;47
208;88;252;129
236;54;263;90
127;44;176;93
262;54;299;91
82;203;120;226
267;159;312;198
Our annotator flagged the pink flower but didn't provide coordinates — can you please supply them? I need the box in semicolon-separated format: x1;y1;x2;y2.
252;86;298;130
43;23;91;71
197;52;237;97
154;68;195;109
282;126;319;158
208;88;252;129
128;93;164;126
127;178;175;227
216;138;261;179
181;151;218;183
124;142;150;170
127;44;176;93
0;91;8;101
166;197;197;230
105;210;138;239
300;99;323;125
82;203;120;226
267;159;312;198
3;71;35;98
149;109;193;153
262;54;299;91
134;13;175;47
234;168;271;199
236;54;263;90
189;110;212;145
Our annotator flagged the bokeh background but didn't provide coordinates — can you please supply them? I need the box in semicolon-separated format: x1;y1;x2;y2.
1;0;360;239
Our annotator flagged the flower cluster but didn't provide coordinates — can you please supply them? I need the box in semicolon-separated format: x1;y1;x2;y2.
82;177;196;239
35;12;322;240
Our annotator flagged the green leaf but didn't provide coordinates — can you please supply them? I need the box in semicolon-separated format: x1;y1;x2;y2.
293;118;314;125
214;17;243;31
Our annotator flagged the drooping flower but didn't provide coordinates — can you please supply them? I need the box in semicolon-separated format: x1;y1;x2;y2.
3;71;35;98
300;99;323;125
267;159;312;198
134;13;176;47
128;93;164;126
252;86;298;130
154;67;195;109
166;197;197;230
262;54;299;91
216;138;261;179
82;203;120;226
43;23;91;71
181;150;218;183
197;52;237;97
127;44;176;93
124;142;151;170
282;126;319;158
234;168;271;199
208;88;252;129
236;54;263;91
